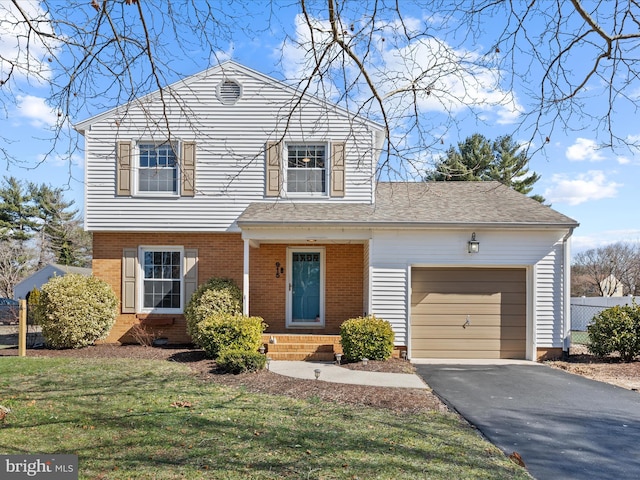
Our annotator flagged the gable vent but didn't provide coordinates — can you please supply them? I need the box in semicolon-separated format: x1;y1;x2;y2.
217;79;242;105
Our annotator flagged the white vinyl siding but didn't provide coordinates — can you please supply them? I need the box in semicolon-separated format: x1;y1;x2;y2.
535;242;565;348
370;267;408;346
83;64;378;231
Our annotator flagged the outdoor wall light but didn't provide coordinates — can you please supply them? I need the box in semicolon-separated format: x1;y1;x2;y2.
468;232;480;253
314;368;321;380
259;345;266;354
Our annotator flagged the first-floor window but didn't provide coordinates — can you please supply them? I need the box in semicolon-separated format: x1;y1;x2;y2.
141;248;182;312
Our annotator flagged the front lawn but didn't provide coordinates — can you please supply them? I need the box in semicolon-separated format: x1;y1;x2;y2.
0;357;528;479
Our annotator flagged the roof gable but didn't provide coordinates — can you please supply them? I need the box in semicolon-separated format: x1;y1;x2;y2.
74;60;385;134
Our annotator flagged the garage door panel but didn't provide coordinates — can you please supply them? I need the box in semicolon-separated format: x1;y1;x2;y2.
412;269;525;283
412;303;525;316
411;281;526;294
411;325;526;340
412;313;525;327
412;292;525;304
411;267;526;359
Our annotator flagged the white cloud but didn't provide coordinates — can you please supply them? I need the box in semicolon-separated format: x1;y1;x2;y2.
566;138;606;162
0;1;57;83
279;13;522;125
544;170;621;206
377;36;523;124
617;156;631;165
15;95;57;128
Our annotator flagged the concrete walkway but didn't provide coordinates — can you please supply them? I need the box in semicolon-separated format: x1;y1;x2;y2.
269;360;428;389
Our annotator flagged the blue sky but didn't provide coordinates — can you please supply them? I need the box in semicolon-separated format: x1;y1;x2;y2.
1;1;638;256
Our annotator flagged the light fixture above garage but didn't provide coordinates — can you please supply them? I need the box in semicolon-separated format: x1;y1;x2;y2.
468;232;480;253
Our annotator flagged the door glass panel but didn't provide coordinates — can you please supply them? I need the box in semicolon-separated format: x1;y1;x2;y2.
291;252;321;323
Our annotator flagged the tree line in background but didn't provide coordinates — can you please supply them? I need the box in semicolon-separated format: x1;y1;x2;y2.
572;242;640;297
0;176;91;298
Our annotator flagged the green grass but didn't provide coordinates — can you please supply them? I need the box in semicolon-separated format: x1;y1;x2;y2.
0;358;529;479
571;331;590;345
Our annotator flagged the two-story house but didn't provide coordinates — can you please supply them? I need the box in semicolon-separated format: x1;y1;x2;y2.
76;61;578;361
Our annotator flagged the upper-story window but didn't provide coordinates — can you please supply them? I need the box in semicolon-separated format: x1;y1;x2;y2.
138;143;178;194
286;144;326;194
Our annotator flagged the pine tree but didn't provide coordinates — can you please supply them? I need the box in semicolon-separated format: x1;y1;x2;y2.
426;134;546;203
0;177;39;242
31;184;90;267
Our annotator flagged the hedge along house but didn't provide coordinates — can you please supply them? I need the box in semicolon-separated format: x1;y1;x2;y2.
76;61;578;361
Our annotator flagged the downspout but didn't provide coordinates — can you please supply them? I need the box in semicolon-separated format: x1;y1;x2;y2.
562;228;575;357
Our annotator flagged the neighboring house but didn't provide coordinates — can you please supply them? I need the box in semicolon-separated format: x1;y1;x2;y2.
599;274;625;297
13;263;92;301
75;61;578;361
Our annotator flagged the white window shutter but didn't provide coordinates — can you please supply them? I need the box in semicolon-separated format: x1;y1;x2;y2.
122;248;137;313
265;141;281;197
331;142;345;197
117;141;132;196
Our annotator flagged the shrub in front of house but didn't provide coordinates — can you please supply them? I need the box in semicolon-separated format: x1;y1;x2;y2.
340;315;395;362
35;274;117;349
185;277;243;345
587;302;640;362
193;312;266;359
216;349;267;374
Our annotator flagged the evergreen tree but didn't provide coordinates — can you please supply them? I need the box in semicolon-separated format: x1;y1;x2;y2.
31;184;90;267
0;177;39;242
426;134;546;203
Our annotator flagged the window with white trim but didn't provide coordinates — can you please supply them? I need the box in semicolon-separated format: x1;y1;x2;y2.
138;143;178;194
286;144;327;194
140;247;183;313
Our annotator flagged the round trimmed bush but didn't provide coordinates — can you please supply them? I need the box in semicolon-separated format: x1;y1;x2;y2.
194;312;266;359
35;274;117;349
185;277;242;345
340;315;395;362
588;303;640;362
216;349;267;374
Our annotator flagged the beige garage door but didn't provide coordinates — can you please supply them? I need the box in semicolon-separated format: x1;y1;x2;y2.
411;268;526;359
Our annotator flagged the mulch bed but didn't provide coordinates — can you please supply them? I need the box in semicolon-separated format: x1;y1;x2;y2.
1;344;447;414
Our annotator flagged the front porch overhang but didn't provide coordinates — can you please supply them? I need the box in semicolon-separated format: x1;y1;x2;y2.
240;225;372;248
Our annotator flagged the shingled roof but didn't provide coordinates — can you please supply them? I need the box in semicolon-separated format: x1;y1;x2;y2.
237;182;578;228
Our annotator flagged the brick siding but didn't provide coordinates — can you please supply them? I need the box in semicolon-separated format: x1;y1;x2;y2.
93;233;364;343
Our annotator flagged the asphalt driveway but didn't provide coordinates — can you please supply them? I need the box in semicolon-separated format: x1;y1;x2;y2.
415;363;640;480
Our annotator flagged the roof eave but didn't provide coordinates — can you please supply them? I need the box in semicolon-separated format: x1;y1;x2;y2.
238;220;580;229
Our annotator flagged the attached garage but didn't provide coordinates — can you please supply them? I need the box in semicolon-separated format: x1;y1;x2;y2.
411;267;527;359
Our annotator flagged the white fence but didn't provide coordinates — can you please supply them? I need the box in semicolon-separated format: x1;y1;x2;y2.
571;296;637;331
